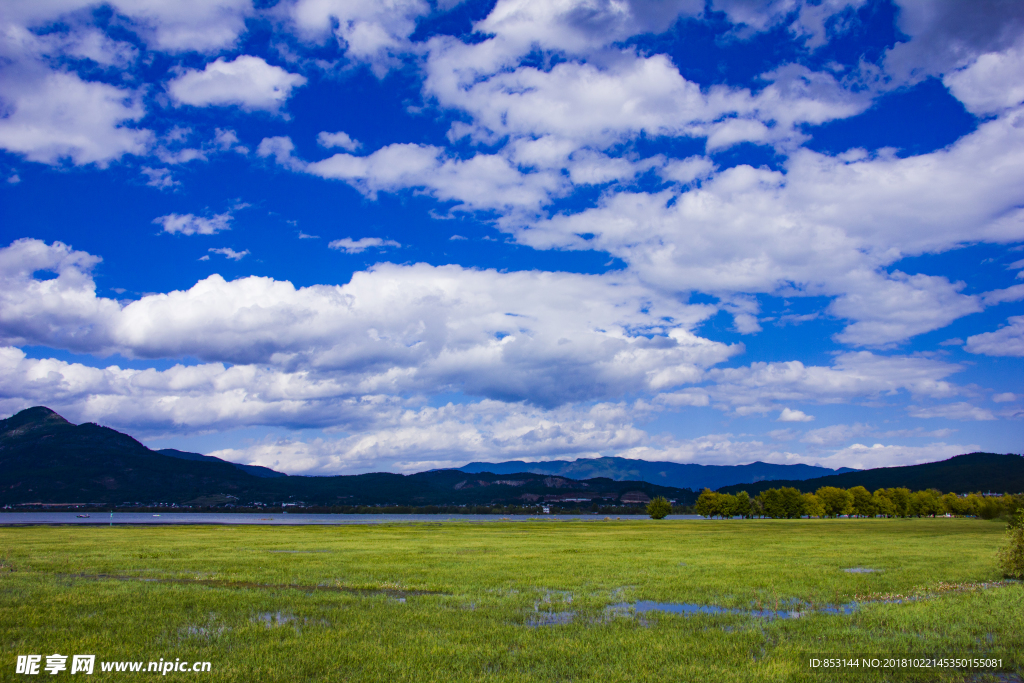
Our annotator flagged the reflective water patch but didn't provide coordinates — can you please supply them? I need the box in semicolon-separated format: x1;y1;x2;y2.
526;611;574;627
607;600;858;620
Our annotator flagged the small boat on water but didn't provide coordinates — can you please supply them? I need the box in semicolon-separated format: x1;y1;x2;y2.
76;514;90;518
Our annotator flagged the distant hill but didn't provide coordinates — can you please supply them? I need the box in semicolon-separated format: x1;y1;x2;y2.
457;456;857;491
715;452;1024;495
156;449;286;478
0;407;695;507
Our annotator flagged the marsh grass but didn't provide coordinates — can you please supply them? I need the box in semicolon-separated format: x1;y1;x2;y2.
1;519;1021;682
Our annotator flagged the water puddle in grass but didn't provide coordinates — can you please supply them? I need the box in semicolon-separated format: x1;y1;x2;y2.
606;600;858;621
61;573;444;597
844;567;882;573
255;611;296;626
527;611;575;627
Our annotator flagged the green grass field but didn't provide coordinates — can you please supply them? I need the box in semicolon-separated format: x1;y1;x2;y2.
1;519;1021;682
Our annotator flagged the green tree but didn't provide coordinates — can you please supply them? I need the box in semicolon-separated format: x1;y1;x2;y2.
909;489;943;517
802;492;825;518
879;487;911;517
871;490;896;517
977;496;1003;520
816;486;854;517
694;489;718;518
732;491;751;518
647;496;672;520
998;507;1024;579
941;492;971;516
848;486;875;517
759;487;805;519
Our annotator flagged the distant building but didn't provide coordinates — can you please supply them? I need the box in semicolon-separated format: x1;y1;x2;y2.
619;491;651;505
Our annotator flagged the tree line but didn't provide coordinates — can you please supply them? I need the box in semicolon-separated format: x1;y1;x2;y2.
695;486;1024;520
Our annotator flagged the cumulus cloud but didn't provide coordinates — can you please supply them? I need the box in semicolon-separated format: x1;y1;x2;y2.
141;167;178;189
426;48;864;151
208;247;249;260
0;341;982;473
884;0;1024;84
706;351;962;415
167;56;307;112
317;131;360;151
154;213;232;236
0;238;732;407
208;399;651;474
513;109;1024;345
800;422;869;445
263;138;565;214
964;316;1024;356
328;237;400;253
288;0;431;74
4;0;254;54
944;44;1024;115
806;441;980;470
0;70;150;165
778;407;814;422
829;271;982;346
907;402;997;421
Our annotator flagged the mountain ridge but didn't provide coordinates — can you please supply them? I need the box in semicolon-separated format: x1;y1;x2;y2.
456;456;857;492
0;407;695;506
715;452;1024;495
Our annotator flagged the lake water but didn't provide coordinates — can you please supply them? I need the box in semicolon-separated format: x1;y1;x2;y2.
0;512;704;526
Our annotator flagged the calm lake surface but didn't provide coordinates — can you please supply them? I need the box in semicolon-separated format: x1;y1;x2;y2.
0;512;703;525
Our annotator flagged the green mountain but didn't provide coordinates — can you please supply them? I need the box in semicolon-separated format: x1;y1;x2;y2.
0;407;695;507
457;456;856;490
715;452;1024;496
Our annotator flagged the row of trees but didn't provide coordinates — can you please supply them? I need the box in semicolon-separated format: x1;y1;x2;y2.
695;486;1024;520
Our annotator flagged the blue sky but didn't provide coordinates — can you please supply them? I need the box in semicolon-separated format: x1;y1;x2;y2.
1;0;1022;475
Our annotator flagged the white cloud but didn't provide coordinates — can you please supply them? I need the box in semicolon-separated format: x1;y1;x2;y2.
908;402;997;421
213;128;249;154
4;0;254;54
800;422;869;445
944;44;1024;115
829;271;982;346
993;392;1017;403
141;167;177;189
154;213;232;236
317;131;360;151
654;389;710;407
267;138;565;214
0;70;150;165
778;407;814;422
167;56;307;112
208;247;249;261
0;239;732;407
209;399;651;474
328;237;401;253
981;284;1024;306
512;109;1024;345
964;316;1024;357
288;0;431;74
884;0;1024;85
706;351;962;414
426;48;864;152
808;441;979;471
113;0;253;53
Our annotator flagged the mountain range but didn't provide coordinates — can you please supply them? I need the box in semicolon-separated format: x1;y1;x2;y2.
2;407;1021;507
716;451;1024;496
0;407;693;507
457;457;857;491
